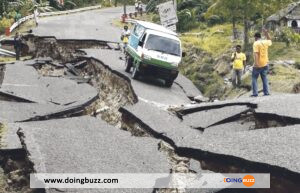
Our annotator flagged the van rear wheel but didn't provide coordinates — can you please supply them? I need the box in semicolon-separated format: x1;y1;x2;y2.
125;56;133;73
132;66;139;79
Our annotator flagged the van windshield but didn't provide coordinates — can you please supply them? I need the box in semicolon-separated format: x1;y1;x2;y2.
145;34;181;56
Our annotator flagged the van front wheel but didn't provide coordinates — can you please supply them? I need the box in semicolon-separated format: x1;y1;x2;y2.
165;79;174;87
132;66;139;79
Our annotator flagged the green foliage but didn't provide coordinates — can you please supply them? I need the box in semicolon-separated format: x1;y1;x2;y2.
278;27;300;47
178;0;210;13
151;14;160;23
177;9;199;32
0;17;14;34
180;24;233;56
207;15;222;26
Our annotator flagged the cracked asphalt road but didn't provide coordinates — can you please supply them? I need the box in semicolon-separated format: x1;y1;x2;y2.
1;6;300;193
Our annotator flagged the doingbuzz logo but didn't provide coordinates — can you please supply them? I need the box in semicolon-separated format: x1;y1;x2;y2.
224;175;255;187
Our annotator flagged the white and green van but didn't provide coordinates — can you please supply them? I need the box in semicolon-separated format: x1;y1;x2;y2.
125;20;183;87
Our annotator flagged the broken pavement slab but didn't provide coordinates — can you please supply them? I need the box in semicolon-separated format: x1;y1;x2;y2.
120;98;300;179
0;101;64;123
18;116;169;173
174;75;203;100
177;125;300;186
16;116;170;192
177;94;300;118
0;61;97;105
120;100;202;146
181;105;251;129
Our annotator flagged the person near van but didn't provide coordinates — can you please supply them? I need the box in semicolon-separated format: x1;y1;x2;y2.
34;6;40;26
251;29;272;97
231;45;246;87
14;32;23;60
135;0;139;12
121;25;130;52
138;1;143;15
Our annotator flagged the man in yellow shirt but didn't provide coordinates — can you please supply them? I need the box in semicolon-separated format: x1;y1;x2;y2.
252;29;272;97
231;45;246;87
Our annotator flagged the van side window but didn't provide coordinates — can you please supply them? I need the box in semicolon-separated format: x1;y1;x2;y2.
133;24;145;38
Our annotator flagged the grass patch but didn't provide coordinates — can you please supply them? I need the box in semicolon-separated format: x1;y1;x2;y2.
269;42;300;63
11;20;36;36
180;24;238;57
269;64;300;93
0;56;16;63
0;56;31;63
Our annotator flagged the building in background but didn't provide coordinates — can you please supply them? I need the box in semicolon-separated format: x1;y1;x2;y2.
267;1;300;33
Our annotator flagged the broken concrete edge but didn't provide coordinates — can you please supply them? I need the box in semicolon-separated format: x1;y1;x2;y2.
119;107;176;147
0;91;36;103
79;54;139;104
23;34;120;46
16;127;45;174
17;95;99;123
177;102;258;116
253;112;300;128
120;104;300;189
205;109;252;129
176;147;300;186
173;81;195;101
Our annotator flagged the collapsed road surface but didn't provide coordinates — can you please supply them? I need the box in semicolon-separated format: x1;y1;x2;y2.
0;6;300;193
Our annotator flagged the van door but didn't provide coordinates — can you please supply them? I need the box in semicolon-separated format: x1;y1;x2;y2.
129;24;146;50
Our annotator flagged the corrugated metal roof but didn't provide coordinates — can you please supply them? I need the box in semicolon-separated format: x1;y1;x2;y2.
267;1;300;22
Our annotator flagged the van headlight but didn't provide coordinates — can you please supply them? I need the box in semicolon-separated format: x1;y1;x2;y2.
142;53;151;60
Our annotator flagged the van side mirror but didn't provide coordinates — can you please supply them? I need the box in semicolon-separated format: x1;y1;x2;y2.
182;52;186;57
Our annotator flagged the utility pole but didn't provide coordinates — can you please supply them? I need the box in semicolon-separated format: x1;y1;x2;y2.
123;0;127;16
173;0;177;12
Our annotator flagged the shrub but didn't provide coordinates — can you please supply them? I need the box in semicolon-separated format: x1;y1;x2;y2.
278;27;300;47
152;14;160;24
207;15;222;26
294;61;300;70
177;9;199;32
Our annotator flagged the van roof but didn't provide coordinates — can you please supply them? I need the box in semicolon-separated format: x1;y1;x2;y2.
135;20;177;36
146;29;180;42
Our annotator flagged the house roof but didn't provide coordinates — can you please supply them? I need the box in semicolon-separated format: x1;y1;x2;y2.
267;1;300;22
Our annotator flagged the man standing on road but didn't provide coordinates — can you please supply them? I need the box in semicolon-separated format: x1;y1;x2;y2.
121;25;130;52
14;32;22;60
231;45;246;88
251;29;272;97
